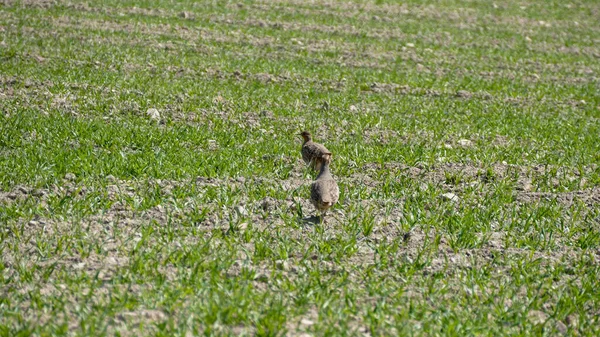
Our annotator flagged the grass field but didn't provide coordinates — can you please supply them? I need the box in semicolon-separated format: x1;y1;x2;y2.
1;0;600;335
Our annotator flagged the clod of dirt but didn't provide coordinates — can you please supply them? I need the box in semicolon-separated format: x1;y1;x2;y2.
441;192;459;202
18;186;31;194
146;108;160;120
208;140;218;150
457;139;473;147
235;205;248;217
275;260;289;271
565;314;579;327
517;179;533;191
555;321;568;334
254;273;269;282
178;11;193;19
259;197;276;212
107;185;119;197
527;310;548;325
32;189;46;197
73;262;86;270
416;63;429;73
212;95;226;104
456;90;473;99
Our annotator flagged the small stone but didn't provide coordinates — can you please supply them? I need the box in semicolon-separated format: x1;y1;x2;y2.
556;321;568;334
565;314;578;327
73;262;86;270
406;43;415;48
349;105;358;112
178;11;191;19
527;310;548;325
300;318;315;326
441;193;459;202
236;176;246;183
235;205;248;217
106;175;117;182
64;173;76;181
107;185;119;195
261;198;273;211
146;108;160;120
238;222;248;231
28;220;39;226
457;139;473;147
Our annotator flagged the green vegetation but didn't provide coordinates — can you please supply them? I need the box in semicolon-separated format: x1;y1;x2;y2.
1;0;599;335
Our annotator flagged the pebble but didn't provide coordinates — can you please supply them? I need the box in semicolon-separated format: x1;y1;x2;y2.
527;310;548;324
275;259;289;271
457;139;473;147
146;108;160;120
441;193;459;202
235;205;248;217
300;319;315;326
